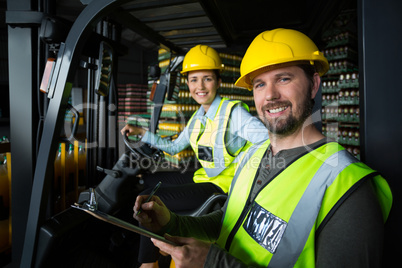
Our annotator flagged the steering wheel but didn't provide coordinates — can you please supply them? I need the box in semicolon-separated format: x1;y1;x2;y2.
123;131;164;163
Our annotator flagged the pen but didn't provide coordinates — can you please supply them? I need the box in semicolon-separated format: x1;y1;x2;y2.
136;181;162;216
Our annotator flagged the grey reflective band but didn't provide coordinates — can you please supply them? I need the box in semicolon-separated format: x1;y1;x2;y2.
188;100;233;177
187;111;201;133
227;142;261;201
188;110;203;133
221;142;263;223
268;149;359;267
203;100;230;176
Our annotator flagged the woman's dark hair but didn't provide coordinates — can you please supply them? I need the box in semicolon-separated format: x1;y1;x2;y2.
213;69;221;80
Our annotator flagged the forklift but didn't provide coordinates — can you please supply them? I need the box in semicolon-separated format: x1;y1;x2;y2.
18;0;226;266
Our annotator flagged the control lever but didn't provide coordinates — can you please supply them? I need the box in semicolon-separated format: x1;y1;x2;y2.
96;166;121;178
83;188;98;211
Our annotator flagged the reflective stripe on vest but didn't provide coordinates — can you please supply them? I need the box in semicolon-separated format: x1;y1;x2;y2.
187;98;243;178
217;140;392;267
269;149;358;267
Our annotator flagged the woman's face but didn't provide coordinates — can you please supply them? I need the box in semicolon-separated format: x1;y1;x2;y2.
187;70;220;112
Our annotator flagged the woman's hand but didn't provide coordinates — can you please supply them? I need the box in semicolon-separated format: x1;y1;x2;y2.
120;124;146;136
133;195;171;233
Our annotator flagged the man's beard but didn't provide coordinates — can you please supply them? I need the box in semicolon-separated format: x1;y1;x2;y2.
260;93;313;136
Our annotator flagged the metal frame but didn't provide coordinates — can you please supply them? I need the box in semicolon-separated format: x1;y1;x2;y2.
357;0;402;266
6;0;42;264
149;55;184;133
20;0;132;266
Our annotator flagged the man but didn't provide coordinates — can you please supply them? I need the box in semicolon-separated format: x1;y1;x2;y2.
122;44;267;268
134;28;392;267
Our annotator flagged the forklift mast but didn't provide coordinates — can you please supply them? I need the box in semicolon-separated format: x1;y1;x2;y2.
20;0;183;266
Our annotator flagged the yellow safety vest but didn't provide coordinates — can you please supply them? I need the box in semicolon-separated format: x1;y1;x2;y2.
216;139;392;267
187;97;250;193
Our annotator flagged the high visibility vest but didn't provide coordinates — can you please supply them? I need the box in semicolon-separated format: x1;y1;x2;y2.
187;97;250;193
216;139;392;267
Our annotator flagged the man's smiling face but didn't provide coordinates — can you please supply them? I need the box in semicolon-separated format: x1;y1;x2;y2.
252;65;316;136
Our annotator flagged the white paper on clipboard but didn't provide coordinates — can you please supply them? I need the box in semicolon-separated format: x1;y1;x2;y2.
71;204;177;246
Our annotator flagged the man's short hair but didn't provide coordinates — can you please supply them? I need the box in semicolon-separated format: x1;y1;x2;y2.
297;63;316;89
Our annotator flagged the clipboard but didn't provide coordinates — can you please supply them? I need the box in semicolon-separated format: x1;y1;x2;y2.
71;204;177;246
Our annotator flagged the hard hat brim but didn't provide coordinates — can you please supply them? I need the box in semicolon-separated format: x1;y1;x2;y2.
180;65;224;75
235;59;329;90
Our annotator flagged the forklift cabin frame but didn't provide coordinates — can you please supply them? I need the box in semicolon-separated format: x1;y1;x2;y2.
20;0;183;266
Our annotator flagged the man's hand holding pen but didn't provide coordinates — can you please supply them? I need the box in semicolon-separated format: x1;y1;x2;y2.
133;183;171;233
136;181;162;216
133;184;211;267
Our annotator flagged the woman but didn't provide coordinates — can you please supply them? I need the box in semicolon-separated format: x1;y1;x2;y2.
121;44;268;268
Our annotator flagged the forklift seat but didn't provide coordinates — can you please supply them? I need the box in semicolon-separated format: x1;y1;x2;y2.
176;193;227;217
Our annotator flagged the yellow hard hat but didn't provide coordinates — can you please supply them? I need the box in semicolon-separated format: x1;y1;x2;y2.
181;44;224;74
235;28;329;90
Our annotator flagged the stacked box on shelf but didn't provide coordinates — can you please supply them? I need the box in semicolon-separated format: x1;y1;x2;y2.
126;114;150;142
321;10;361;159
126;114;150;128
117;83;148;124
157;122;184;137
64;96;73;123
158;48;172;62
163;148;195;168
125;112;196;168
219;53;256;115
125;84;148;115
